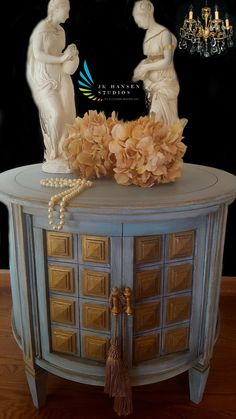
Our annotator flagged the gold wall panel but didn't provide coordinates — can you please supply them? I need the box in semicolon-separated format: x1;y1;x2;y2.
134;302;160;332
135;236;162;264
51;328;76;354
166;296;191;325
164;327;189;354
135;269;161;300
133;334;159;364
50;298;75;325
83;269;109;298
47;232;73;259
84;335;109;362
48;265;74;293
167;264;192;293
83;303;109;331
82;235;109;264
168;231;195;260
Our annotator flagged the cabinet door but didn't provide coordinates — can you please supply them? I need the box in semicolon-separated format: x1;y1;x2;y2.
34;221;123;380
122;217;206;379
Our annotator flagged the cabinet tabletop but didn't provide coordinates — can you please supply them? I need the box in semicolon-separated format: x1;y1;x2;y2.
0;163;236;213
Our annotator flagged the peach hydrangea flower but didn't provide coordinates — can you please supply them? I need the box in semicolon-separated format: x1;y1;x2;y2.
109;116;187;187
63;110;118;179
64;112;187;187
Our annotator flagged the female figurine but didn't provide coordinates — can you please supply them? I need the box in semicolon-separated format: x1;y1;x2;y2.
26;0;79;173
132;0;180;126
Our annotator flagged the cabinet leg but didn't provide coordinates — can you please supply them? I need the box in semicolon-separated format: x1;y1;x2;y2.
188;365;210;404
25;366;48;408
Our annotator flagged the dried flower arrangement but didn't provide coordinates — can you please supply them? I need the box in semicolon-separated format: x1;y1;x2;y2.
63;110;187;187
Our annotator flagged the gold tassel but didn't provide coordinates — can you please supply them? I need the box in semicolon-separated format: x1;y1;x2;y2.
104;288;124;397
104;336;124;397
104;287;133;416
113;362;133;416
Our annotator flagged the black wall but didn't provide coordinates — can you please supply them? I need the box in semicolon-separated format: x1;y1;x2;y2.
1;0;236;273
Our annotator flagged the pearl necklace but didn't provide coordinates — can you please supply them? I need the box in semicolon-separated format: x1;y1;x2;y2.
40;177;93;231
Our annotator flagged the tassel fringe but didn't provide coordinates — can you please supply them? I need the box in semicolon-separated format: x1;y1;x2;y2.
105;289;133;416
104;338;133;416
104;337;124;397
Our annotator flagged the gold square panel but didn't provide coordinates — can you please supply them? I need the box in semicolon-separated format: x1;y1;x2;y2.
48;265;74;293
168;231;195;260
134;302;160;333
167;264;192;293
83;269;109;298
166;296;191;325
51;328;76;354
84;335;109;362
83;303;109;331
47;232;73;259
164;327;189;355
135;236;162;264
50;298;75;325
135;269;161;300
133;334;159;364
82;235;109;264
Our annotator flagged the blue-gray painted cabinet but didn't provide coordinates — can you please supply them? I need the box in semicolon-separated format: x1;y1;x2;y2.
0;163;236;409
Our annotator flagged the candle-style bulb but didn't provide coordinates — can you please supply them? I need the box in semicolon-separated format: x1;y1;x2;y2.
214;4;219;20
189;4;193;20
225;13;230;29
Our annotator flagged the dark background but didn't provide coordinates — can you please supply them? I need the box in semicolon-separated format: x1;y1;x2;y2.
0;0;236;273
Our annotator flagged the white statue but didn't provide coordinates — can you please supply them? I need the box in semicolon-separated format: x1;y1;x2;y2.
26;0;79;173
132;0;180;126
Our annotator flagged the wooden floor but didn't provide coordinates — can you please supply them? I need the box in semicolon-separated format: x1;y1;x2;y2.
0;273;236;419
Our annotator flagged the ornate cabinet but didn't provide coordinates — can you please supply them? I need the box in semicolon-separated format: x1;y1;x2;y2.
0;163;236;410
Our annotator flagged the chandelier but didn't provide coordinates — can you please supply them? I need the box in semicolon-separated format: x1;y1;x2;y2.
179;2;234;57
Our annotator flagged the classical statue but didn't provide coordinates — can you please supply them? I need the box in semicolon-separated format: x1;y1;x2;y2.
26;0;79;173
132;0;180;126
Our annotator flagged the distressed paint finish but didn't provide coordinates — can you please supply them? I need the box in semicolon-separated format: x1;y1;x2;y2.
0;163;236;408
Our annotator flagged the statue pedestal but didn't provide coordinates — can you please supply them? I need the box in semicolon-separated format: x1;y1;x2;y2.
42;158;72;174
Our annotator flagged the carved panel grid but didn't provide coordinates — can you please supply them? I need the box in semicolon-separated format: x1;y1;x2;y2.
133;230;195;364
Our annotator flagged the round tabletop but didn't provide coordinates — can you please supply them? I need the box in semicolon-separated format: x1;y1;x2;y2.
0;163;236;213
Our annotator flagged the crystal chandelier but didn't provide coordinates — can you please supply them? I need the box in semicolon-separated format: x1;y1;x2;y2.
179;2;234;57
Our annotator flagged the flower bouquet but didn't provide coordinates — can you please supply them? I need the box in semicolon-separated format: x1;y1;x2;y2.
63;110;187;187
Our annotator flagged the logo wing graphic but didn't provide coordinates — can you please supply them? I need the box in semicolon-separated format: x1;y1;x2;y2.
78;60;102;101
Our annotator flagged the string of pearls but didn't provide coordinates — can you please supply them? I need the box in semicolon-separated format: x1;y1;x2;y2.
40;177;93;231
